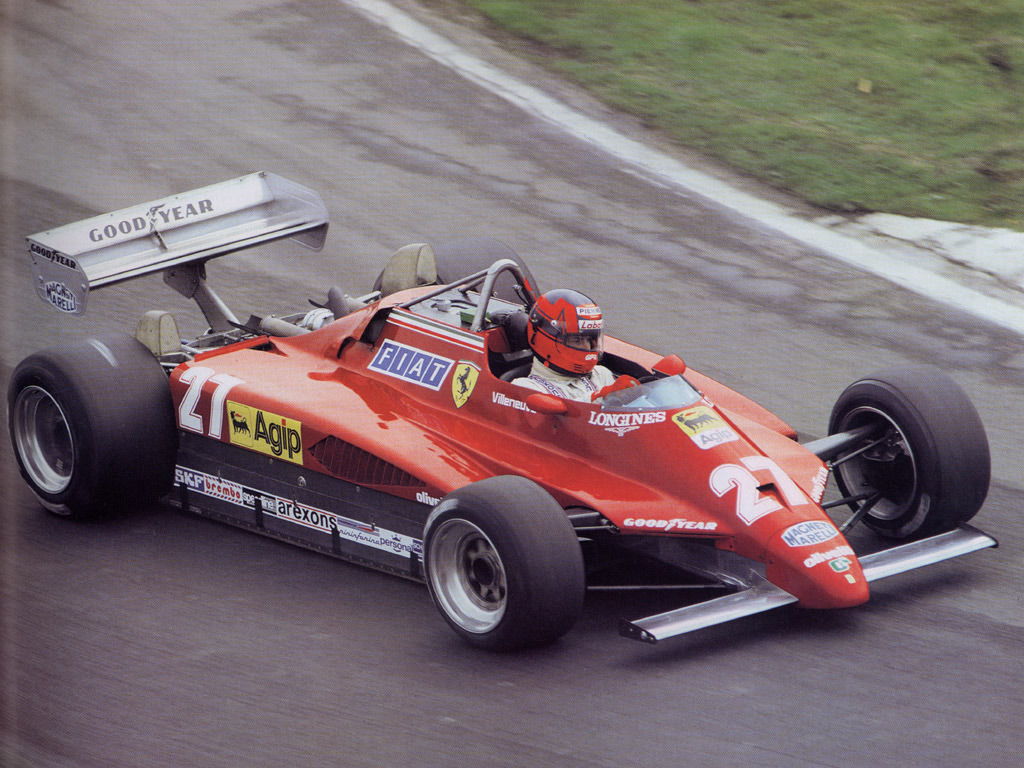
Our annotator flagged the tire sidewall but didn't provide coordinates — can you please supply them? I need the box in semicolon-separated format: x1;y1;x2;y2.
8;356;102;516
423;476;585;650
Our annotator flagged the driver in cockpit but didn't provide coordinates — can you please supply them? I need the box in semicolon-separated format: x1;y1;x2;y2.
511;289;617;402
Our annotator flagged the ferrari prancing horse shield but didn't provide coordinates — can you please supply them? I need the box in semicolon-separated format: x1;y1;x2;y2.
452;362;479;408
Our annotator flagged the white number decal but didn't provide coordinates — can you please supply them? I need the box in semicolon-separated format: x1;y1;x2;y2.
207;374;244;438
739;456;810;507
710;464;781;525
177;367;244;437
177;367;214;434
710;457;809;526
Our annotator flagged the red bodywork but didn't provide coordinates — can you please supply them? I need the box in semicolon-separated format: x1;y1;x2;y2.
170;286;869;610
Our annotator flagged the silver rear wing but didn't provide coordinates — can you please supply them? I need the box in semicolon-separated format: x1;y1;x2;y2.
27;172;329;315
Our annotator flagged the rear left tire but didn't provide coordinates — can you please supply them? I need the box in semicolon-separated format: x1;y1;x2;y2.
8;333;178;519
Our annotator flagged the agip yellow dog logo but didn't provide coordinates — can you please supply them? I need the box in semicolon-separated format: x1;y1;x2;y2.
451;362;479;408
672;405;739;450
227;400;303;464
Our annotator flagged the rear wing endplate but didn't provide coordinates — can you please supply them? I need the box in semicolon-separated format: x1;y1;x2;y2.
26;172;329;314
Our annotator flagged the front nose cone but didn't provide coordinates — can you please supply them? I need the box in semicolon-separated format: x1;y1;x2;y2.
764;525;870;609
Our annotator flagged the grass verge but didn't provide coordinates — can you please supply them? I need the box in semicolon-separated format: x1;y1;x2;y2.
446;0;1024;229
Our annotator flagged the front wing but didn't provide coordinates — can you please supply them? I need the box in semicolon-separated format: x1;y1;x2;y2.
619;525;996;644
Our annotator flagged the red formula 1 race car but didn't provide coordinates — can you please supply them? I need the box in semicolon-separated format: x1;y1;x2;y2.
9;173;996;650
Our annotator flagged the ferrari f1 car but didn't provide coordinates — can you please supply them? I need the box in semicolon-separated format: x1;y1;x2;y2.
9;172;996;650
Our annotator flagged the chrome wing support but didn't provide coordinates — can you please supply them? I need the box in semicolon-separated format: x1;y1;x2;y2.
618;525;997;644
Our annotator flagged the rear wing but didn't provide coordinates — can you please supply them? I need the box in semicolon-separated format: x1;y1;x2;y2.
27;172;329;314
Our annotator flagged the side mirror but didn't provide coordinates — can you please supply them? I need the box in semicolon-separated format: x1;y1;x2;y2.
653;354;686;376
526;393;568;415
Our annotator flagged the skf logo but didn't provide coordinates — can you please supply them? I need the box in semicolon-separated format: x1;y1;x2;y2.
672;406;739;450
451;362;479;408
227;400;303;465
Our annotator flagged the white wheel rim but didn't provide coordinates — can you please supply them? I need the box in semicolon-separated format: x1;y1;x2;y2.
427;518;507;634
12;385;75;495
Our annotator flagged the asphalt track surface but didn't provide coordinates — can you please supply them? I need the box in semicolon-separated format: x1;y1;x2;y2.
2;2;1022;767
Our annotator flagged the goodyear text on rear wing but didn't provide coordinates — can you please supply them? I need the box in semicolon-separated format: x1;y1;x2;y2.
26;171;329;320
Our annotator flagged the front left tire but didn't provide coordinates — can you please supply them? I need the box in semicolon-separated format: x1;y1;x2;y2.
423;476;586;651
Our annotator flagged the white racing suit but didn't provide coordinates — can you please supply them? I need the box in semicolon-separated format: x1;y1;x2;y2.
511;358;616;402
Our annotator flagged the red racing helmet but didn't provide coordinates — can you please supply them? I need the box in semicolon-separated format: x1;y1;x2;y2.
527;289;604;375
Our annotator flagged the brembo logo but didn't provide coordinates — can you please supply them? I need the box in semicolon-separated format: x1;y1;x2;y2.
88;199;214;242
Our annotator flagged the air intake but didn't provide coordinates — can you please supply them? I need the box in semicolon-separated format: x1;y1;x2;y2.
310;436;425;489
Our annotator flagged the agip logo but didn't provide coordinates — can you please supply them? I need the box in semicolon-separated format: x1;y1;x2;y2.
227;400;303;465
672;405;739;450
451;362;479;408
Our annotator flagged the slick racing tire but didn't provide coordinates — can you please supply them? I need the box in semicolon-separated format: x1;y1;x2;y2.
423;476;585;651
828;366;990;539
8;333;178;519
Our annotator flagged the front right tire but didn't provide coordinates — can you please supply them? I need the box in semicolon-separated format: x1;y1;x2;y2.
828;366;990;539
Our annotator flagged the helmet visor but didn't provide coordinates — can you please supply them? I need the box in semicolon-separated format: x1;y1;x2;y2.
563;329;603;353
